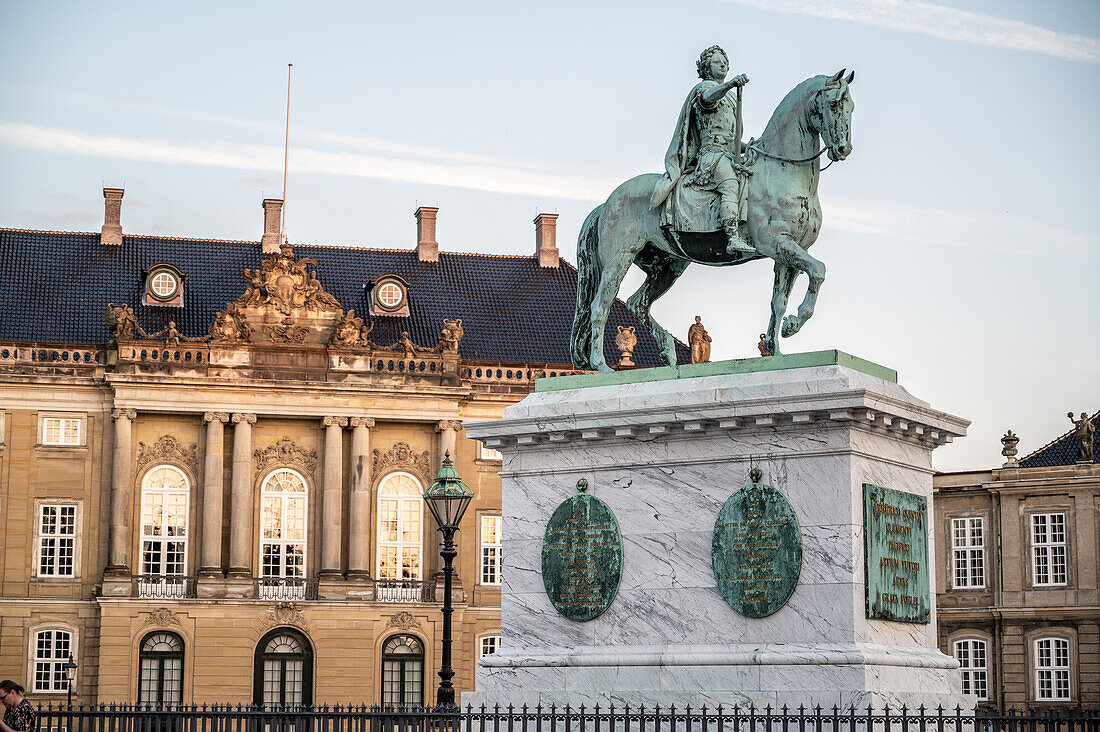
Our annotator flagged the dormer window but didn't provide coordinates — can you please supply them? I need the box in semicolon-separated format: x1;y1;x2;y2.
143;264;184;307
368;274;409;317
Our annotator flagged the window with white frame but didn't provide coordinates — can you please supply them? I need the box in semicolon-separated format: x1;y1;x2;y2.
38;505;76;577
1031;513;1068;586
481;515;501;585
953;638;988;700
33;629;73;693
1035;637;1071;701
41;416;82;446
377;473;423;581
951;517;985;588
260;469;308;580
140;466;189;578
478;442;503;461
479;635;500;658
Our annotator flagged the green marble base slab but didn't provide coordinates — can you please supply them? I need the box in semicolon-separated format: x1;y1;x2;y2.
536;350;897;393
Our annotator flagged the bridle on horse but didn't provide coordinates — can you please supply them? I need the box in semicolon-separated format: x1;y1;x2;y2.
745;89;844;171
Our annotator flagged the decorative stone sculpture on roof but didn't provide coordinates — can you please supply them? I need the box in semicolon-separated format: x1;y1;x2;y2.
209;303;252;344
105;303;142;341
235;243;342;316
688;316;711;364
1001;429;1019;468
439;318;464;353
330;309;375;347
615;326;637;367
1068;412;1095;462
570;47;855;370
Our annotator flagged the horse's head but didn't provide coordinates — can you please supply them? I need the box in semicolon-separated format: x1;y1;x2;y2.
815;69;855;161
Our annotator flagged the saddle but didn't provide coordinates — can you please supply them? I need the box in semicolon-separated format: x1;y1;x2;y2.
659;152;756;234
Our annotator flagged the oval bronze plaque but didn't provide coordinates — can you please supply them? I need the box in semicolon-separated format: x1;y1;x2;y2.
712;481;802;618
541;491;623;621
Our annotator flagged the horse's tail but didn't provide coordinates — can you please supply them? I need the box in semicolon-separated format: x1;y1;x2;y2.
570;204;603;370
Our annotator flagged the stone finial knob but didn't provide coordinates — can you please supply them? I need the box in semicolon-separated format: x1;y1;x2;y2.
1001;429;1019;467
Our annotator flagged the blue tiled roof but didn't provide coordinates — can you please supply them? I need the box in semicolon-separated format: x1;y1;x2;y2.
0;228;689;367
1018;411;1099;468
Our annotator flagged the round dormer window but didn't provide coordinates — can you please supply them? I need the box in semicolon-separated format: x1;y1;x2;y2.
376;280;405;311
149;270;180;300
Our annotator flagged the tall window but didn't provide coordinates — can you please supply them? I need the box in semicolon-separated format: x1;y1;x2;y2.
953;639;988;700
42;416;82;446
1031;513;1067;586
377;473;423;581
140;466;190;578
261;469;308;580
33;629;72;693
255;629;313;707
951;517;984;588
38;505;76;577
1035;637;1071;701
139;632;184;705
381;635;423;707
479;635;500;659
481;515;501;585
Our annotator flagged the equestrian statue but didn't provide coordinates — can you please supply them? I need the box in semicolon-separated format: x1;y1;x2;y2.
570;45;855;371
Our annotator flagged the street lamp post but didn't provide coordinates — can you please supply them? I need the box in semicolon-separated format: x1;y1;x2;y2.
63;653;77;708
422;451;473;711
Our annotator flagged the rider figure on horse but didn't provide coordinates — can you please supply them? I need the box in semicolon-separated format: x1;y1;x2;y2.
651;45;755;256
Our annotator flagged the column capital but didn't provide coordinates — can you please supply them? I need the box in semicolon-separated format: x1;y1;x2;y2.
322;416;349;428
111;408;137;421
203;411;230;424
436;419;464;433
232;412;257;425
349;417;376;428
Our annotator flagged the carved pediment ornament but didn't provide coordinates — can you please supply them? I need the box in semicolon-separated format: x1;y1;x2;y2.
266;317;309;344
235;243;342;316
142;607;183;629
259;603;309;632
254;437;319;475
137;435;199;475
386;611;421;631
209;302;253;344
373;441;431;479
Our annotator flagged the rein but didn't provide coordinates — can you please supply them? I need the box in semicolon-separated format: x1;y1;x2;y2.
747;141;835;170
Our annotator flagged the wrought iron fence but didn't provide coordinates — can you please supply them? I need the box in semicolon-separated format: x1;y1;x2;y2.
257;577;318;601
35;703;1100;732
375;579;433;603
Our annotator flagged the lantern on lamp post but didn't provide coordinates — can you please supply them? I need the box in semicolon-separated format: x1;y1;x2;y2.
63;653;77;708
422;451;474;711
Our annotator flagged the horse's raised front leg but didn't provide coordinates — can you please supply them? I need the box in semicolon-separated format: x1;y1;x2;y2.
768;235;826;339
625;245;690;366
588;250;636;372
765;264;796;356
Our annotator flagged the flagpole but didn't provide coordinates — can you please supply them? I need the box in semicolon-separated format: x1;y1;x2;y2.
280;63;292;247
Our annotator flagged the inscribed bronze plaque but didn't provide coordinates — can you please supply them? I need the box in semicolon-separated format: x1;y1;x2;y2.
541;492;623;621
863;483;930;623
712;482;802;618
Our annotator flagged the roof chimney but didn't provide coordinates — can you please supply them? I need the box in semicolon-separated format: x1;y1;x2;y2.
415;206;439;262
534;213;559;268
261;198;284;254
101;187;124;246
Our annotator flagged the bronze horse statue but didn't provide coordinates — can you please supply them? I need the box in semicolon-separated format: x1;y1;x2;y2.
570;70;856;371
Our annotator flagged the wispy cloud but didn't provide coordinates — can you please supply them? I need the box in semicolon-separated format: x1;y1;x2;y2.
0;121;620;201
726;0;1100;63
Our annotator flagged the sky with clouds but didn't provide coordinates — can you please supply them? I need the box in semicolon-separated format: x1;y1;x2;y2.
1;0;1097;471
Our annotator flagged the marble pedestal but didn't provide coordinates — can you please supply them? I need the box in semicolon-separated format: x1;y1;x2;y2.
464;354;973;710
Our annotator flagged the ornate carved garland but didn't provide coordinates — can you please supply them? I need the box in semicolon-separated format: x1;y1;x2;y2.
142;607;183;629
136;435;199;475
372;442;431;479
259;603;310;632
254;437;318;476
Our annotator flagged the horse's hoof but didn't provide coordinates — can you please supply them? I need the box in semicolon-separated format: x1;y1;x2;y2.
781;316;799;338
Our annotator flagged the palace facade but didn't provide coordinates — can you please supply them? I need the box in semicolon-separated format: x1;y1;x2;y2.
933;412;1100;710
0;190;683;705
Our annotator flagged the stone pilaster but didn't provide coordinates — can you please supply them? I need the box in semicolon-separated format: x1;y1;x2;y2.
436;419;463;463
227;413;256;594
348;417;375;597
198;412;229;595
320;417;348;589
103;408;137;596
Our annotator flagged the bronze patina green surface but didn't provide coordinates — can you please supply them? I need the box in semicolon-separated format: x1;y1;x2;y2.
712;480;802;618
536;351;896;392
541;490;623;622
863;483;930;623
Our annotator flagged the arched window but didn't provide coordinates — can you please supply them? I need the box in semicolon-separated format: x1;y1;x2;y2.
952;638;988;701
260;469;308;581
32;628;73;693
381;634;423;708
139;632;184;705
140;466;190;591
377;473;423;582
254;629;313;707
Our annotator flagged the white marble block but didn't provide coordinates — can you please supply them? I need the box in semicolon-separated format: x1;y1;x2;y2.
463;357;975;710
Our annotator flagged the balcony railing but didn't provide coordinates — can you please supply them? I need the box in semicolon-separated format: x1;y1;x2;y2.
134;575;196;599
258;577;318;601
375;579;433;603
